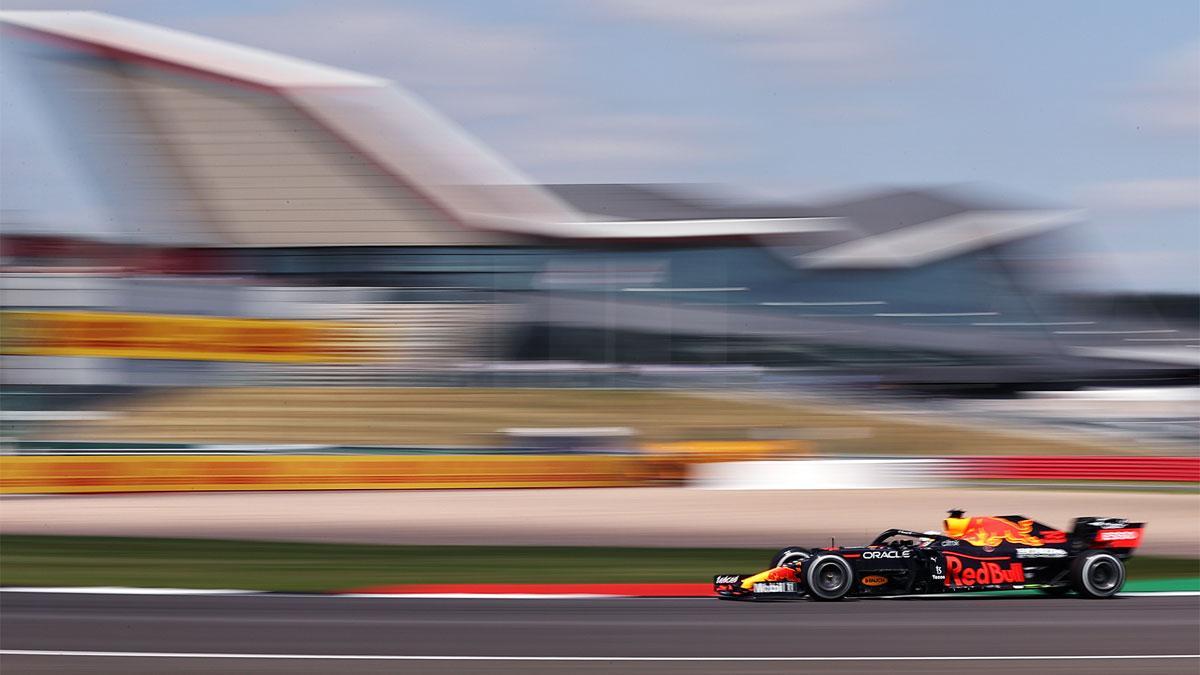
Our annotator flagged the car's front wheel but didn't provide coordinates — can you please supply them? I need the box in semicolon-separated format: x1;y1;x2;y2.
1070;551;1125;599
805;555;854;601
770;547;811;568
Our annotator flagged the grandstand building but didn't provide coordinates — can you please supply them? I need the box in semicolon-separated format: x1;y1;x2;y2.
2;11;1195;389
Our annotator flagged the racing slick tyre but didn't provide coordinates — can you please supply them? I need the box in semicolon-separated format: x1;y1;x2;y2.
804;555;854;601
1070;551;1125;599
770;547;811;568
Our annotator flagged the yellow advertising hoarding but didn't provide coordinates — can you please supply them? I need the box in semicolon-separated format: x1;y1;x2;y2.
0;310;367;363
0;455;683;493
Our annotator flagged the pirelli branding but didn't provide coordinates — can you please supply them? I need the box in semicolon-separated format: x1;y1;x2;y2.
1016;547;1067;559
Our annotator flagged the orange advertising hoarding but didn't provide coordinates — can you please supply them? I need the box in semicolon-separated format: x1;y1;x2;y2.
0;455;682;493
0;310;367;363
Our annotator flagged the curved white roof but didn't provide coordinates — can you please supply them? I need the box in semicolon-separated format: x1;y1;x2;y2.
0;12;1075;254
0;11;582;245
0;11;386;88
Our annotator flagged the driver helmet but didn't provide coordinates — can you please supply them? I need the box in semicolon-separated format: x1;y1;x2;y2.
943;516;969;538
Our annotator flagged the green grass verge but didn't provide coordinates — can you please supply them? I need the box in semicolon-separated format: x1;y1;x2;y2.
2;535;1197;593
0;535;772;591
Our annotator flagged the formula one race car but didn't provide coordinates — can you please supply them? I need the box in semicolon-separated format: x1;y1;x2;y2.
714;511;1145;601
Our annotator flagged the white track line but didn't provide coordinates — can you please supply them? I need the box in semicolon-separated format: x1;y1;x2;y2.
2;650;1197;662
2;588;1197;599
0;588;619;599
878;590;1200;599
0;587;258;595
338;593;616;599
1119;591;1200;597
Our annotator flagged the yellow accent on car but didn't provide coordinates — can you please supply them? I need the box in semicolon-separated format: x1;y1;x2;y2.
738;569;776;590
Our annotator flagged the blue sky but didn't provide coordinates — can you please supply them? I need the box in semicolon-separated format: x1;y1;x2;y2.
1;0;1197;291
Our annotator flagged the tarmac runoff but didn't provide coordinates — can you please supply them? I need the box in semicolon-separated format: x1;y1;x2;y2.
3;579;1197;598
1;592;1197;675
3;487;1197;555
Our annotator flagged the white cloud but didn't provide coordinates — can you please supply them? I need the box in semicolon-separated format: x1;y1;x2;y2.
194;7;726;181
1076;177;1200;212
1124;41;1200;134
499;114;727;182
594;0;904;81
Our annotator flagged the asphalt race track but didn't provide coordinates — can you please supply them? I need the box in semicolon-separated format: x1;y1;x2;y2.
1;592;1198;674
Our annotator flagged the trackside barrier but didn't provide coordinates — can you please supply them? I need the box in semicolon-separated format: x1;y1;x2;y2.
0;455;686;494
953;456;1200;482
5;454;1194;494
690;459;951;490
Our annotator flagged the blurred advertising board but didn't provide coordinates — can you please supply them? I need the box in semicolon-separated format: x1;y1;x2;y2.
0;310;369;363
0;454;683;493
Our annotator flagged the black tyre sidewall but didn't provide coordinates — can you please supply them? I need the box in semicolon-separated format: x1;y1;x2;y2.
805;555;854;601
1071;551;1125;599
770;547;811;568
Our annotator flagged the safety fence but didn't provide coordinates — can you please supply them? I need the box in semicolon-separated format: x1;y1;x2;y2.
2;439;803;460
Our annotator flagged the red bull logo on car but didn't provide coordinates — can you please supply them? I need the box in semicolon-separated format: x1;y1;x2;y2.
945;516;1043;547
944;556;1025;587
765;566;801;582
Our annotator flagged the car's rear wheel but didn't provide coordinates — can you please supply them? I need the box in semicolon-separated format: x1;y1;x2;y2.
770;547;811;568
1070;551;1125;599
805;555;854;601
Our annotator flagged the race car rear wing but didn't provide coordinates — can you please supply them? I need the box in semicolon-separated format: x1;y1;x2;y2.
1069;517;1146;556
